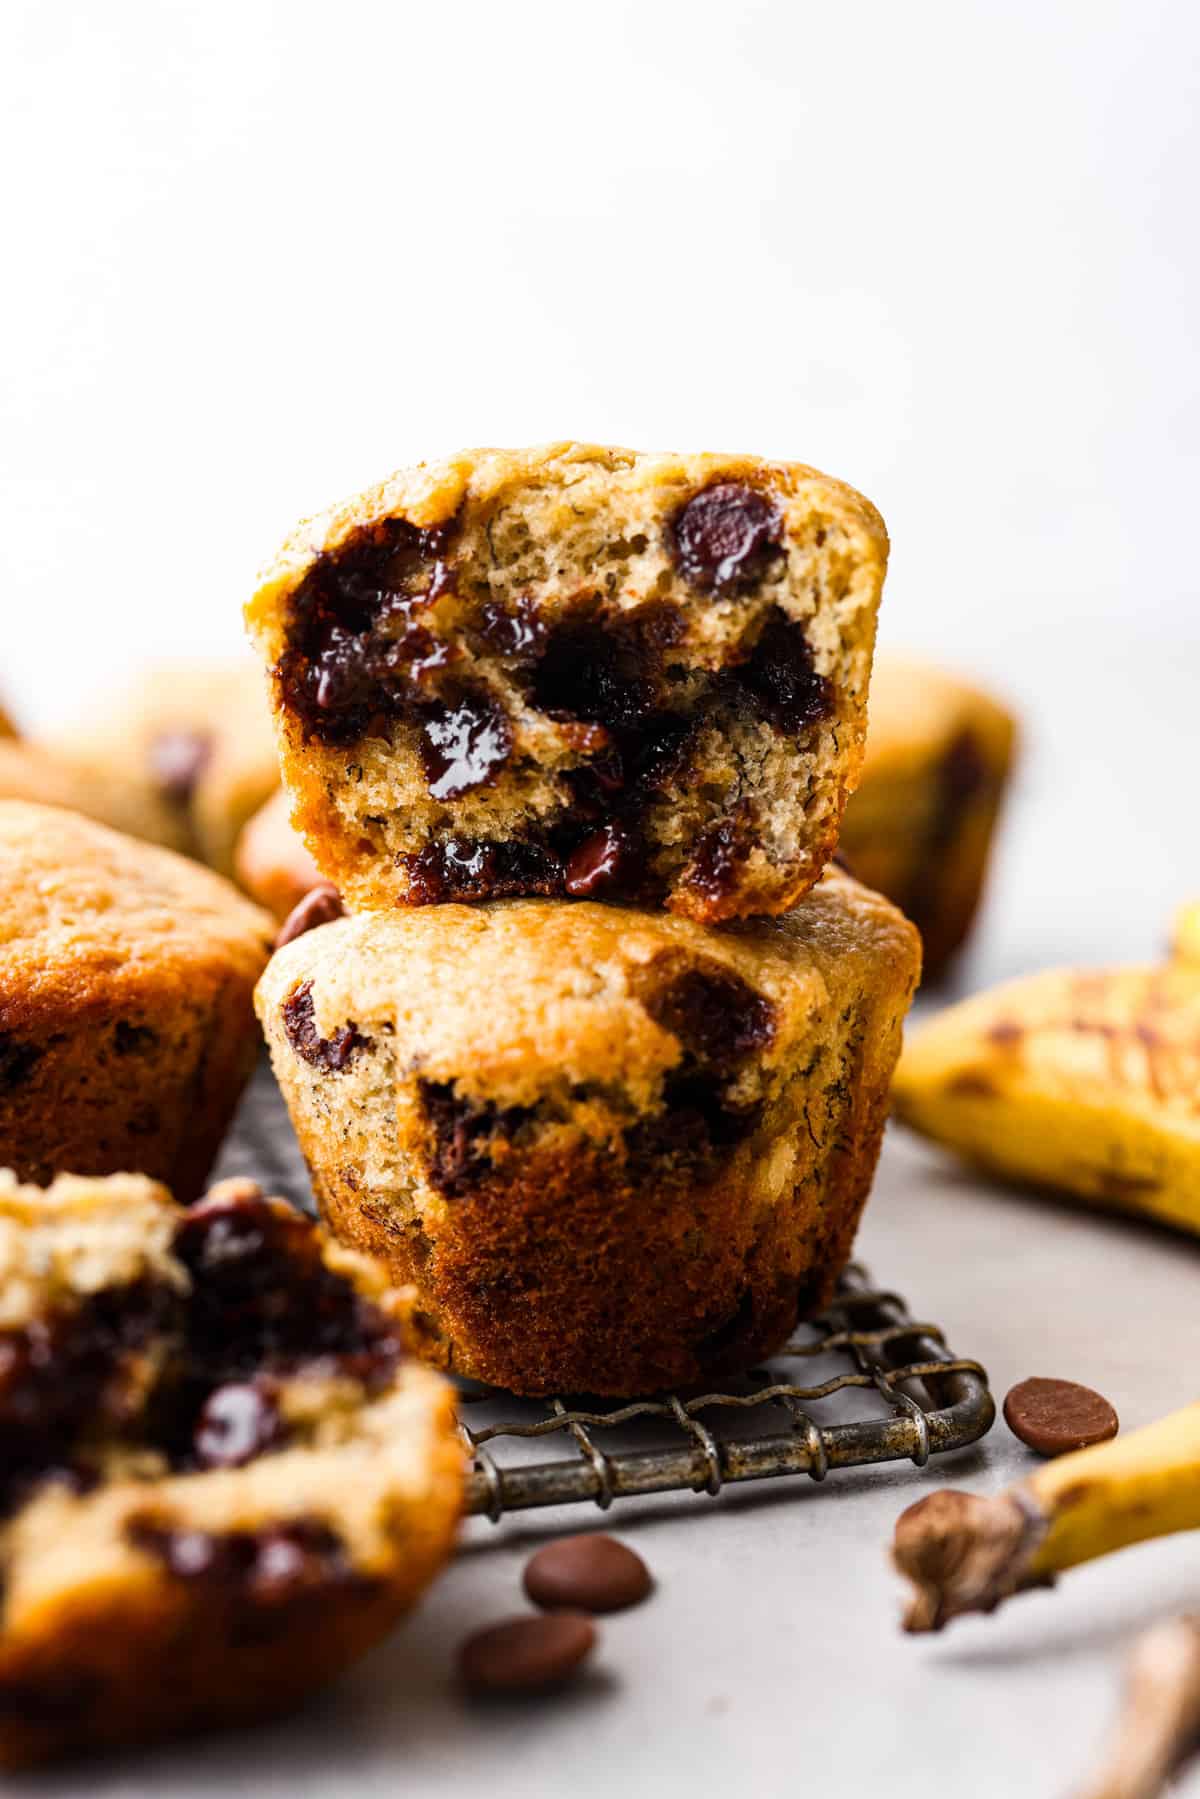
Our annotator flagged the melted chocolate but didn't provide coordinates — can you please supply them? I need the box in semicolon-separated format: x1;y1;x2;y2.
420;1080;534;1198
669;482;784;594
729;610;833;731
419;689;513;800
281;982;372;1072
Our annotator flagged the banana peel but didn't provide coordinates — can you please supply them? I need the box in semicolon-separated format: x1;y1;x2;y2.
891;963;1200;1235
893;1401;1200;1632
1172;900;1200;968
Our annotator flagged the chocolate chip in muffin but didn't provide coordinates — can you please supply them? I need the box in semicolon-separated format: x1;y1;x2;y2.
419;1081;534;1198
399;839;564;905
128;1515;355;1603
563;824;640;897
0;1033;43;1093
637;959;775;1065
669;482;784;594
418;689;513;799
729;610;833;733
192;1379;283;1469
281;981;372;1072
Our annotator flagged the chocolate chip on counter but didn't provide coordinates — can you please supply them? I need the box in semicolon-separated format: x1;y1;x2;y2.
457;1613;597;1695
1003;1377;1119;1457
523;1533;652;1614
274;882;345;950
148;729;212;803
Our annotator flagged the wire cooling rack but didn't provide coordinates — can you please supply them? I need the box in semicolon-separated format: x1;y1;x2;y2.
217;1060;995;1520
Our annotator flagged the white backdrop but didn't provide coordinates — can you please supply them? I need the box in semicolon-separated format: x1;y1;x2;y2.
4;0;1199;960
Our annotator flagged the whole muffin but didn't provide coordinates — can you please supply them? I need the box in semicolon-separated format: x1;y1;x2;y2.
245;443;888;923
0;1170;463;1766
235;786;322;922
839;655;1016;979
0;801;273;1201
257;868;920;1395
52;661;280;876
0;739;190;852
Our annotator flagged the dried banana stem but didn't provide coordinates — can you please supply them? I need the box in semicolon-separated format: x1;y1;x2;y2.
893;1402;1200;1633
1073;1616;1200;1799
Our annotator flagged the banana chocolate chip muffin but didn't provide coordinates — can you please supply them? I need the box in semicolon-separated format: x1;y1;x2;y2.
54;662;280;876
235;786;323;922
245;443;888;923
839;656;1016;979
258;867;920;1395
0;738;190;852
0;1171;463;1767
0;801;273;1201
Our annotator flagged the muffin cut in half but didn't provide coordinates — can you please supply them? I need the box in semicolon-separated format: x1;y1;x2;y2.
838;655;1017;979
0;1171;463;1767
245;443;888;922
258;866;920;1395
0;801;274;1201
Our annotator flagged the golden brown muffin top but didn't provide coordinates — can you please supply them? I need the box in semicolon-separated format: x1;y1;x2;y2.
246;441;888;655
258;866;919;1111
0;800;274;996
862;654;1017;779
0;739;189;852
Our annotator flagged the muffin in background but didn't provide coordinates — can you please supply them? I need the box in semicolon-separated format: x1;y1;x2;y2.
0;699;16;739
1172;898;1200;966
0;738;189;852
236;787;322;922
52;661;279;876
257;866;920;1396
839;654;1016;980
0;801;273;1201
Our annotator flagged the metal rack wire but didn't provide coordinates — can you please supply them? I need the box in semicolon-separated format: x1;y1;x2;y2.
220;1062;994;1521
457;1264;993;1518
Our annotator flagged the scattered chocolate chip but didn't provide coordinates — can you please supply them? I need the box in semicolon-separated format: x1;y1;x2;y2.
148;729;212;804
669;482;783;595
730;610;833;732
112;1020;158;1056
192;1380;283;1468
564;824;639;897
282;981;372;1072
419;689;512;799
457;1612;597;1695
523;1535;651;1614
1003;1377;1119;1457
274;882;344;950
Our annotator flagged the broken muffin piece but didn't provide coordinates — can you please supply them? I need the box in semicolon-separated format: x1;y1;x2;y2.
838;656;1017;980
257;867;920;1396
244;443;888;922
0;1170;463;1767
235;786;323;922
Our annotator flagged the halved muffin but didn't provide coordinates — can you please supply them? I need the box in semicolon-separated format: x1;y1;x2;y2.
0;1171;463;1766
245;443;888;922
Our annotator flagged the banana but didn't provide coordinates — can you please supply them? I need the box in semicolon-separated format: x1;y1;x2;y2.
891;963;1200;1235
892;1401;1200;1632
1172;900;1200;968
1073;1615;1200;1799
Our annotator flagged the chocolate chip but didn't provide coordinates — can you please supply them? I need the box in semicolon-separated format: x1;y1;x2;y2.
457;1613;597;1695
730;610;833;732
419;689;512;799
523;1535;651;1614
686;818;752;903
0;1032;42;1093
1003;1377;1119;1457
281;981;372;1072
149;729;212;804
419;1080;533;1197
564;824;638;897
670;482;783;594
274;882;344;950
640;961;775;1065
112;1020;158;1055
131;1516;351;1601
400;839;564;905
193;1380;283;1468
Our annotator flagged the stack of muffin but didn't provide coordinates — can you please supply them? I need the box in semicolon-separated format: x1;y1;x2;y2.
246;444;923;1397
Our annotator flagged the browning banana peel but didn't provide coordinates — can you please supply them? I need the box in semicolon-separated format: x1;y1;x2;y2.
892;963;1200;1235
1172;900;1200;969
893;1402;1200;1632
